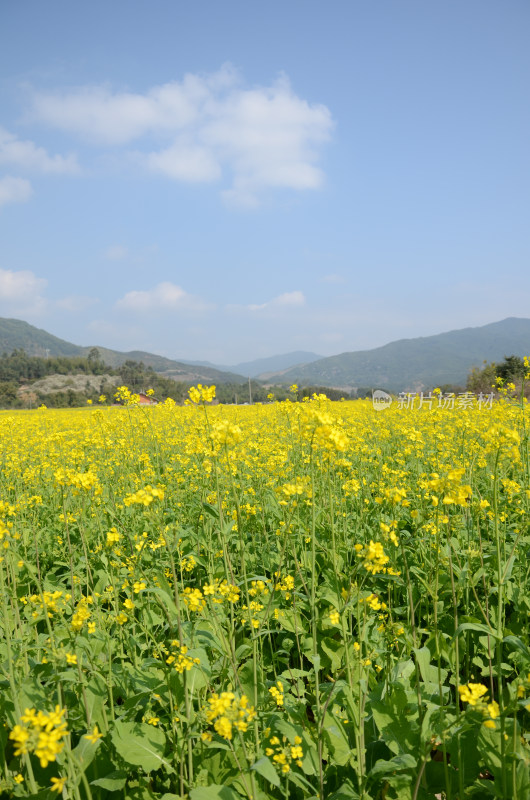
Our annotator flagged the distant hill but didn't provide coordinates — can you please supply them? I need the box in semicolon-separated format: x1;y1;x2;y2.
0;318;82;358
263;318;530;392
178;351;322;377
231;351;321;377
4;316;529;393
0;318;245;384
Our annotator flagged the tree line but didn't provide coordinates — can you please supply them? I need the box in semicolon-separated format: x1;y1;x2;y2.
467;354;529;397
0;349;352;409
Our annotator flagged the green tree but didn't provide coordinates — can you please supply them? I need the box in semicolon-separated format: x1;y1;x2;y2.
496;354;526;382
0;380;19;408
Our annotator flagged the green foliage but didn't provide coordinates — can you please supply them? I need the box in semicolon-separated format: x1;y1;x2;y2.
111;722;170;772
496;354;526;382
467;361;498;393
467;354;530;398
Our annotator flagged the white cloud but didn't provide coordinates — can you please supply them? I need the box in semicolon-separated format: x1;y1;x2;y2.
0;267;47;314
0;126;79;174
275;291;306;306
104;244;128;261
240;290;307;312
204;76;331;203
146;138;221;182
0;176;33;208
29;66;333;204
30;76;209;145
115;281;208;313
0;267;46;300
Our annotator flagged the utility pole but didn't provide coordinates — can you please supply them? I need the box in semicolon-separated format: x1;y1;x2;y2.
248;376;252;405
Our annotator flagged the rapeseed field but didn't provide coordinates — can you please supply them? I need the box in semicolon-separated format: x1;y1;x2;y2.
1;386;529;799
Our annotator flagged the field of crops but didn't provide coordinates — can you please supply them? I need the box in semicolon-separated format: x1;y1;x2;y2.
1;387;529;800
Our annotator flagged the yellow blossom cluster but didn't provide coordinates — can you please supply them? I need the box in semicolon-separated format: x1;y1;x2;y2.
361;593;387;612
9;706;68;768
182;587;207;612
106;527;121;546
248;579;270;598
428;469;472;506
187;384;217;404
71;595;93;631
54;468;100;493
0;518;16;551
482;424;521;461
269;680;284;707
165;640;201;673
355;540;390;574
300;405;349;452
274;573;295;601
21;590;70;619
329;608;340;625
203;579;240;604
265;733;304;774
279;476;312;500
209;419;242;449
458;683;500;729
123;485;164;506
203;692;256;741
114;385;141;405
458;682;488;705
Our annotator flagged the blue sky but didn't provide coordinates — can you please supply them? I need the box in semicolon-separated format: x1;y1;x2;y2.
0;1;528;364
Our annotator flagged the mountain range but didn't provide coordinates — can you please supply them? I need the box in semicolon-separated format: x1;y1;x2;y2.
178;351;322;377
1;316;529;392
260;317;530;391
0;318;245;384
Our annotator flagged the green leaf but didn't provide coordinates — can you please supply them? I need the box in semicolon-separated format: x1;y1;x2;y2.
9;790;51;800
150;585;179;620
391;659;416;682
454;622;499;639
516;758;530;797
238;659;264;704
201;502;219;519
251;756;281;787
321;637;345;672
383;772;413;799
85;673;108;731
322;719;352;766
278;668;311;679
504;635;530;660
91;771;128;791
203;739;231;751
413;646;447;691
368;753;416;778
73;733;101;771
278;609;305;635
190;786;243;800
327;780;361;800
370;682;421;756
274;718;301;743
111;721;171;773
